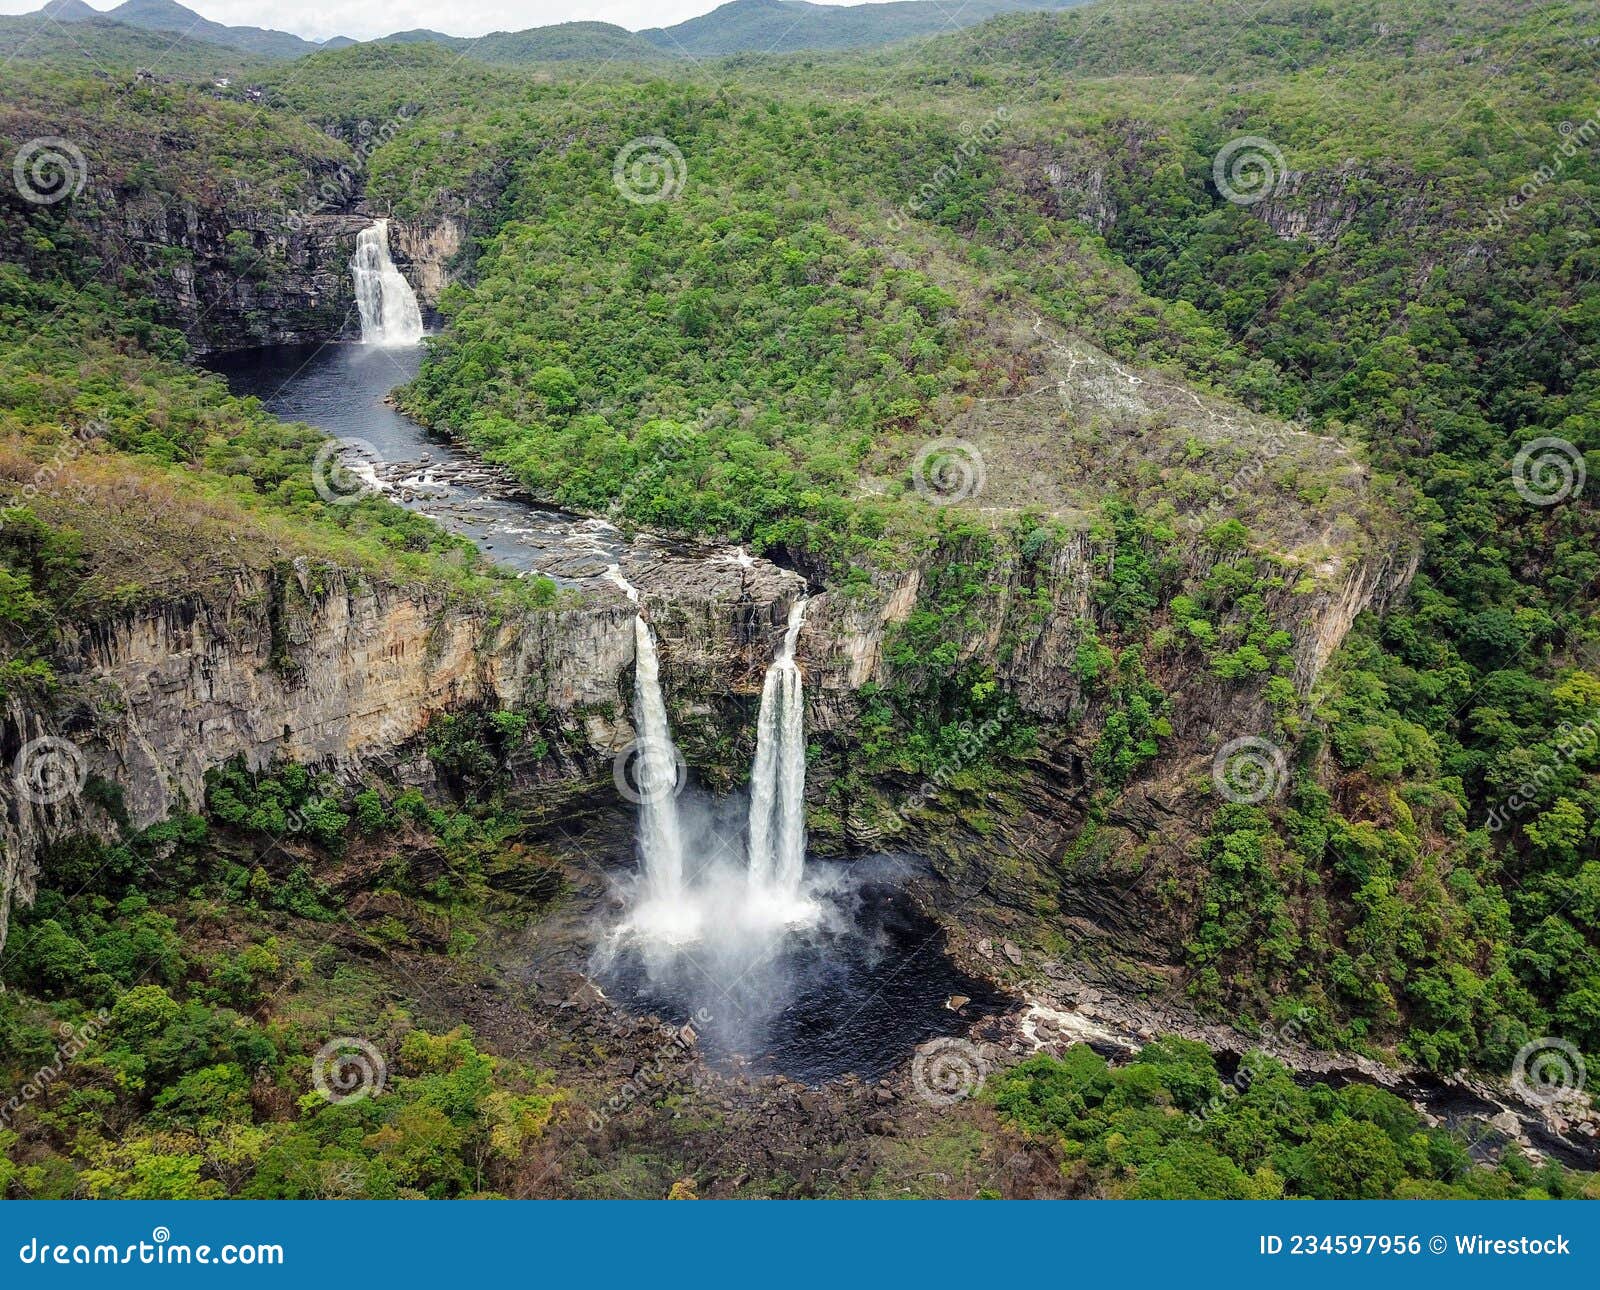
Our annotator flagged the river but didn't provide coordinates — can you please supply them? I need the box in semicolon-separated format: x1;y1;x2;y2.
207;341;628;585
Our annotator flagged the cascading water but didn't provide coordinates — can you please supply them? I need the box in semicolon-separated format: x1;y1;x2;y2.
747;598;809;898
631;613;688;907
351;219;424;346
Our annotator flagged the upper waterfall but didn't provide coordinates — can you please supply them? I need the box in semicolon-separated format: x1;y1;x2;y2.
351;219;424;346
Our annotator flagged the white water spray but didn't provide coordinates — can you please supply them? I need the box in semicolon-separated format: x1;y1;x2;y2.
631;614;688;908
747;598;809;897
352;219;424;346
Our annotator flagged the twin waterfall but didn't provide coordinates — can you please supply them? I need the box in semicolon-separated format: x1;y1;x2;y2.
352;219;424;346
632;615;687;905
746;601;809;895
629;597;811;936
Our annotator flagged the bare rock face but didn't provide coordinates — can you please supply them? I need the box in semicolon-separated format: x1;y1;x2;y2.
388;216;466;309
0;548;802;951
103;199;374;354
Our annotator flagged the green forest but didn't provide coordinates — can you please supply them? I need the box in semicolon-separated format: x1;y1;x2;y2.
0;0;1596;1200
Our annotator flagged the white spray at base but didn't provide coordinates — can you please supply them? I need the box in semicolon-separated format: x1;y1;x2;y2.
614;591;817;948
352;219;424;346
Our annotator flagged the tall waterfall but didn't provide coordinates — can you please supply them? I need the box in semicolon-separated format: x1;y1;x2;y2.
351;219;424;346
747;598;809;896
632;614;687;904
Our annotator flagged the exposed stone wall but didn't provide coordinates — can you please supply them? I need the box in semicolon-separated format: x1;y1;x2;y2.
0;551;804;951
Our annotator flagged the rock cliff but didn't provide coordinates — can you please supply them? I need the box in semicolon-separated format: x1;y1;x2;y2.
0;548;803;950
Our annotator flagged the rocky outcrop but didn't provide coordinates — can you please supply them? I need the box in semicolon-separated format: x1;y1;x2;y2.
388;216;466;309
1006;140;1118;234
116;199;372;353
109;200;463;353
4;182;457;354
0;549;802;951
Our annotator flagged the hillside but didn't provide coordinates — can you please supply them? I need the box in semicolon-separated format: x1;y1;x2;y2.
0;0;1596;1202
0;14;267;73
640;0;1086;54
30;0;322;56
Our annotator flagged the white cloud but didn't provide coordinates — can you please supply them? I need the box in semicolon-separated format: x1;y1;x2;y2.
0;0;909;43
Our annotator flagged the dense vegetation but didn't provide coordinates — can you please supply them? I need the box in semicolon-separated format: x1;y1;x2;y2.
0;760;567;1198
365;0;1600;1077
989;1042;1599;1199
1;0;1597;1198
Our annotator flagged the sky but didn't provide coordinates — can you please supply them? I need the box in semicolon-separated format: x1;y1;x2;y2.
0;0;904;42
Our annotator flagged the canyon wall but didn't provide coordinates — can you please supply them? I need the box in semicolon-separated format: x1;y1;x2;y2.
0;514;1417;965
0;552;802;951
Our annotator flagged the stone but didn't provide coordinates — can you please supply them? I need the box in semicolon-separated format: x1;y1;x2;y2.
1002;940;1024;966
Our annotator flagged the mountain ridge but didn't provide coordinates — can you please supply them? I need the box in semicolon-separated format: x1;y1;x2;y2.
23;0;1088;62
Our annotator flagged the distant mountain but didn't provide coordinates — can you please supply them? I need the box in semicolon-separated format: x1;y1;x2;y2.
17;0;1090;65
372;28;463;47
469;22;670;63
29;0;321;57
37;0;98;19
363;21;663;62
0;11;269;74
641;0;1088;55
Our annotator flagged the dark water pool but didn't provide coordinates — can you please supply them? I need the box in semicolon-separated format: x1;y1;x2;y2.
595;859;1009;1086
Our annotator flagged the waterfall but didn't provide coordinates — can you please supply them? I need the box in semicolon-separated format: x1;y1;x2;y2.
747;598;809;895
351;219;424;346
632;614;687;904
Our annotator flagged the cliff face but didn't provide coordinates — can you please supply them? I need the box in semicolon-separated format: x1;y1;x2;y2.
107;201;462;353
793;522;1420;976
388;215;465;309
2;181;459;354
0;551;803;951
0;505;1418;967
